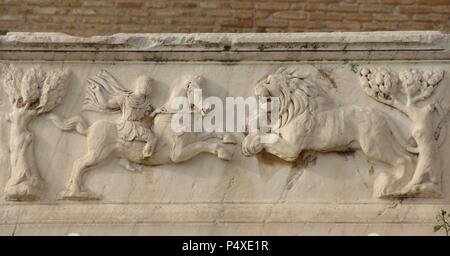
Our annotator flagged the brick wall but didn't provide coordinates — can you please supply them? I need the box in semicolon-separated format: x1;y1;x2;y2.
1;0;449;36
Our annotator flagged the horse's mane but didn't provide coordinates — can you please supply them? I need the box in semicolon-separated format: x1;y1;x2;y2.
271;66;336;128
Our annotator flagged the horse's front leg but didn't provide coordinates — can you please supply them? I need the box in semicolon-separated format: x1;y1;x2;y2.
171;141;231;163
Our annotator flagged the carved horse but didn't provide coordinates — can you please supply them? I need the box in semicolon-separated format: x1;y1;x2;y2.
49;75;236;200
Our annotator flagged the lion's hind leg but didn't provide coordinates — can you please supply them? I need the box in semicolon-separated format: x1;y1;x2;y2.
360;129;415;198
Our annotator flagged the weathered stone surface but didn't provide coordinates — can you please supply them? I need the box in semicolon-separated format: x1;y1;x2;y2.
0;31;449;235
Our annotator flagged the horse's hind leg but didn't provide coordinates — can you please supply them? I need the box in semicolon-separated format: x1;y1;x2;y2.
171;141;232;163
58;150;109;200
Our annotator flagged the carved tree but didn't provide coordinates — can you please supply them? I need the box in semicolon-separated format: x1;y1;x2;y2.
359;67;446;197
2;65;71;201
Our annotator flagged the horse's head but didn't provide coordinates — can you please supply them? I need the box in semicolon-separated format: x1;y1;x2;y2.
183;75;203;108
182;75;213;116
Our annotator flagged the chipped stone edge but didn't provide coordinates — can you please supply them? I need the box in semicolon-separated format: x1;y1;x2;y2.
0;31;448;52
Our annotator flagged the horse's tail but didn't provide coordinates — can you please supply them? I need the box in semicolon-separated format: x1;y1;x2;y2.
47;113;89;136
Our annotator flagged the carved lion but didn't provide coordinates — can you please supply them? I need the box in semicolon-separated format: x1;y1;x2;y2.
242;66;417;198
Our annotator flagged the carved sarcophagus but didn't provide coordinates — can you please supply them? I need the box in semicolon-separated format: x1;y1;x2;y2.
0;32;449;235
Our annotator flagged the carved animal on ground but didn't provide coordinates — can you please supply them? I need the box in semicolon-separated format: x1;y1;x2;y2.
242;66;418;198
49;71;236;200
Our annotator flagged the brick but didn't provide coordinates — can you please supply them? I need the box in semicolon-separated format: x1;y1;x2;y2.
398;22;434;30
179;9;205;17
96;8;124;16
413;14;448;22
291;21;326;29
208;10;234;17
81;16;110;24
199;2;231;9
0;15;21;21
235;10;253;19
361;4;392;13
173;2;197;8
310;13;345;21
116;1;142;8
373;14;410;21
230;2;253;9
4;7;32;15
170;18;215;26
178;26;215;33
399;6;433;14
143;1;167;8
17;7;32;15
83;0;112;7
328;3;359;12
379;0;415;4
304;3;327;11
153;10;179;17
416;0;450;4
24;0;54;6
220;18;253;28
32;7;60;15
290;3;305;9
255;19;289;28
327;22;362;30
132;17;164;25
129;9;149;17
255;2;290;10
30;15;51;23
254;11;270;18
346;14;374;22
272;11;306;20
52;16;77;23
312;0;340;2
115;16;131;24
70;8;97;15
432;6;450;13
363;22;398;30
52;0;82;7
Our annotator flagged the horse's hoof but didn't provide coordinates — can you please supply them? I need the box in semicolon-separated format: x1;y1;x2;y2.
222;134;237;144
217;148;232;161
57;189;101;201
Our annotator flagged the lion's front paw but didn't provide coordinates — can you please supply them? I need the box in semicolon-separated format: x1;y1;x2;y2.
242;133;263;156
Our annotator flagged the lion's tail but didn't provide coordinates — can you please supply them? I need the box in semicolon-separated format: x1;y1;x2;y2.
47;113;89;136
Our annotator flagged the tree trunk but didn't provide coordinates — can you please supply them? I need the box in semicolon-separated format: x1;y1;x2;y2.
406;105;441;197
4;107;43;201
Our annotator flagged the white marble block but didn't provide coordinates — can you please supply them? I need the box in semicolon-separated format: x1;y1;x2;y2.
0;31;449;235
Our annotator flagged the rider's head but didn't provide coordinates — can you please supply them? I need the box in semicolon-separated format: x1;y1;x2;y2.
133;75;153;97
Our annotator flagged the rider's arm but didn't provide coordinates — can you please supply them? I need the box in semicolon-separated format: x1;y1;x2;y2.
149;106;167;118
106;96;123;109
91;84;123;109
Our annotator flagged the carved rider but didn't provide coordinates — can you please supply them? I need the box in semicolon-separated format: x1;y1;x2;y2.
90;75;158;158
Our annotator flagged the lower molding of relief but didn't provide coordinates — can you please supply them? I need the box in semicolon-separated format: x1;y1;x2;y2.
0;222;442;236
0;202;448;225
1;203;448;235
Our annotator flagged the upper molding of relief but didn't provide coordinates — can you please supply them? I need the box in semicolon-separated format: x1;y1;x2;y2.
0;31;448;61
